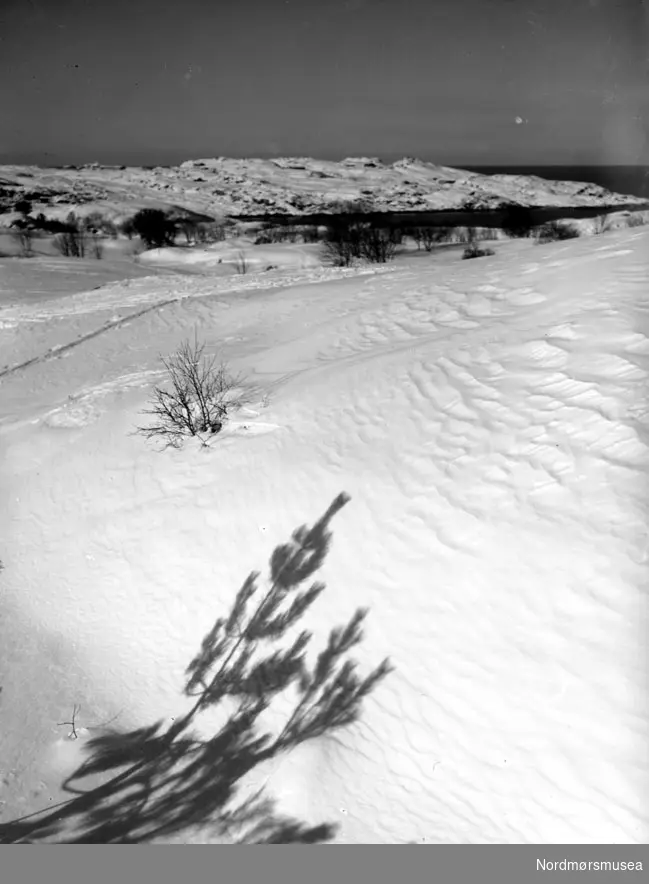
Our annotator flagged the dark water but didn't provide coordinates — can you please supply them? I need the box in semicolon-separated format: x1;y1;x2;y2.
465;166;649;201
237;202;647;231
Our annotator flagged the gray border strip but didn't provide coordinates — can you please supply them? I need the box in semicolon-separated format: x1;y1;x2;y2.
2;845;647;884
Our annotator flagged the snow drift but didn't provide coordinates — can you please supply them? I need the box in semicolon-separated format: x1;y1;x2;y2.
136;241;323;274
0;225;647;843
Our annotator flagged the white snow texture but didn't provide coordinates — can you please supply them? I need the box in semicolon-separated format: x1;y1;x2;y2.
0;225;648;844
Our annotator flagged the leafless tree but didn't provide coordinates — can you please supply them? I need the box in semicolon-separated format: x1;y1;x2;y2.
421;227;453;250
359;227;396;263
234;251;249;274
89;234;104;259
322;230;358;267
409;227;424;250
592;213;611;235
195;221;228;244
53;230;87;258
179;218;199;245
11;226;35;257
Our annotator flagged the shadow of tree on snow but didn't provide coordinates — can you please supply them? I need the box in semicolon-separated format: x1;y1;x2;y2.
0;493;392;843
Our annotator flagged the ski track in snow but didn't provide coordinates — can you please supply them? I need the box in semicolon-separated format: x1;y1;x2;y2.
0;230;648;843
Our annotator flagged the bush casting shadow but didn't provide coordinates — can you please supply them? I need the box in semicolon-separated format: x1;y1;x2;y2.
0;493;392;843
134;334;246;449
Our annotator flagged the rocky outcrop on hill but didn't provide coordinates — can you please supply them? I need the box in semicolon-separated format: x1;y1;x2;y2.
0;156;645;223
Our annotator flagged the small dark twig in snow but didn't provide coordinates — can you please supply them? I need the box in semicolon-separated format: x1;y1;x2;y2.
58;705;81;740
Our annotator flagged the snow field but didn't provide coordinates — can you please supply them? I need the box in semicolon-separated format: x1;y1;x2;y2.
0;226;647;842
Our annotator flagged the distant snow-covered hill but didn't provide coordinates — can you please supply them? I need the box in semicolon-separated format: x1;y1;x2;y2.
0;156;646;223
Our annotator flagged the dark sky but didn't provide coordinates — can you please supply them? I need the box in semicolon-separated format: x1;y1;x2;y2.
1;0;647;167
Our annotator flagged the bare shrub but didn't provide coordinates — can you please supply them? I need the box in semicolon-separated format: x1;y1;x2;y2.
280;224;299;243
462;243;496;260
421;226;453;250
473;227;500;241
455;226;475;245
195;220;227;244
456;226;498;244
53;229;87;258
535;220;580;243
323;221;397;265
194;222;209;243
234;251;249;274
592;213;612;235
135;335;245;448
254;224;300;245
627;212;647;228
254;224;279;245
409;227;424;250
90;234;104;259
322;220;364;266
179;218;199;245
11;226;35;257
298;225;321;243
214;224;227;243
78;215;107;255
359;226;397;263
322;235;356;267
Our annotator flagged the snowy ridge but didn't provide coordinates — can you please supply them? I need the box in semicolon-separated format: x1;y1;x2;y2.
0;226;647;843
0;156;646;223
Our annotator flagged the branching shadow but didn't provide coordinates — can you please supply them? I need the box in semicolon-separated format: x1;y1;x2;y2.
0;493;392;843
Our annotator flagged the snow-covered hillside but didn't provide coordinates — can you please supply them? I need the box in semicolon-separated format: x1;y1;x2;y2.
1;156;646;223
0;225;647;843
